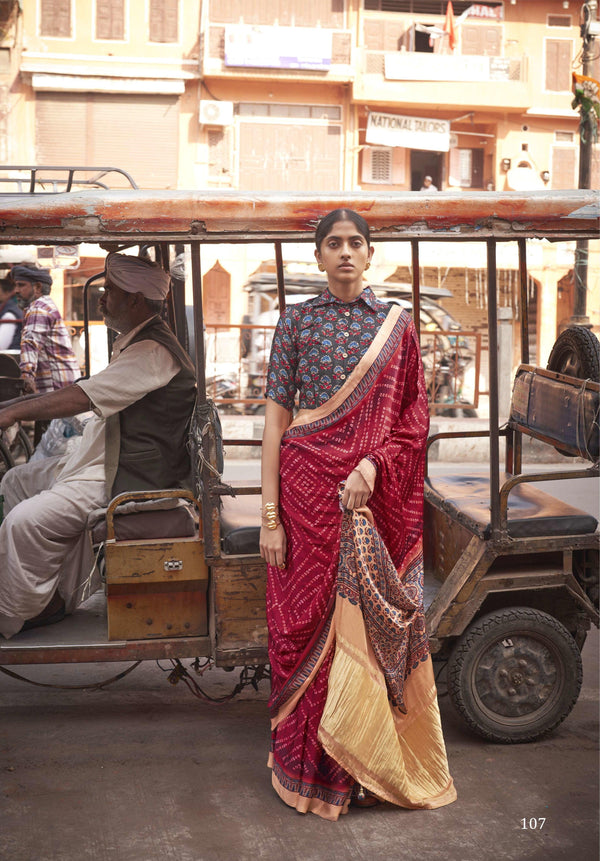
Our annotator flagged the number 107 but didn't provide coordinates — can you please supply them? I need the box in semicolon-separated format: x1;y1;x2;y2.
521;818;546;830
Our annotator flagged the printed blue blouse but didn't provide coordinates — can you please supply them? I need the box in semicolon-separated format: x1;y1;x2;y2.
265;286;390;411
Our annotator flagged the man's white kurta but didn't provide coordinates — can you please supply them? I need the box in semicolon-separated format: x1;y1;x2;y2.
0;320;180;638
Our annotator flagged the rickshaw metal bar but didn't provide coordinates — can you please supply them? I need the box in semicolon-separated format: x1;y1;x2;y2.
487;239;501;537
0;166;139;194
425;427;508;450
518;239;530;365
160;242;178;339
0;636;212;666
159;243;170;273
190;242;221;560
514;237;530;474
505;425;516;476
473;330;481;409
411;239;421;341
169;270;187;351
275;241;286;313
426;535;495;637
81;272;106;379
2;191;596;244
498;467;600;531
213;484;261;495
190;243;206;402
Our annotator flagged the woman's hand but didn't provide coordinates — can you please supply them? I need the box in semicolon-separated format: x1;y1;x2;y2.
260;523;287;569
341;468;371;510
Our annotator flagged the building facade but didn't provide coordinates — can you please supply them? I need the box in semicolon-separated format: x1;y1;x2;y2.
1;0;598;365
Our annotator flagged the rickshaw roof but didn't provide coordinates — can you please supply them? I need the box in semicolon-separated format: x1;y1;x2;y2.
0;189;597;244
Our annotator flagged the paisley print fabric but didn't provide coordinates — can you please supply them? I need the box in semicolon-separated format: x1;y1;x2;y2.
337;503;429;712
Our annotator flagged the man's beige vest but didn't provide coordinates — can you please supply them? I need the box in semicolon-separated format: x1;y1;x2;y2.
104;316;196;498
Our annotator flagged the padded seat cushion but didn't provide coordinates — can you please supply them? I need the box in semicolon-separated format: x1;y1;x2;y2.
89;499;197;544
220;494;262;555
425;471;598;539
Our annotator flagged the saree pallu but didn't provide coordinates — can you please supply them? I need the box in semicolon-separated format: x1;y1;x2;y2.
267;306;456;820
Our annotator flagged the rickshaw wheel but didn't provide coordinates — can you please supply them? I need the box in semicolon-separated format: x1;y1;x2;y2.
447;607;583;744
0;426;33;480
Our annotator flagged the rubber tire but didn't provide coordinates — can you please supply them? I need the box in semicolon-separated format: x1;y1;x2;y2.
547;326;600;381
447;607;583;744
0;436;14;479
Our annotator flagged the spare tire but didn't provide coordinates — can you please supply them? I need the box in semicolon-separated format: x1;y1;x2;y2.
546;326;600;457
547;326;600;382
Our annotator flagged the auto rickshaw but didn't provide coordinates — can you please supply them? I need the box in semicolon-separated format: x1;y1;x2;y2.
0;170;597;742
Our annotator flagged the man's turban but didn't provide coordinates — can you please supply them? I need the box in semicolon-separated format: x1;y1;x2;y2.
105;253;170;300
11;265;53;287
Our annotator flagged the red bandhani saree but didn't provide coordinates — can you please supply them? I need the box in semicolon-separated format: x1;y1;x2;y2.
266;305;456;820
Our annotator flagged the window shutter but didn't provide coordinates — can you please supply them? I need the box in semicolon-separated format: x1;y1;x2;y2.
449;148;471;186
96;0;125;40
361;146;393;184
208;128;233;179
36;93;179;189
545;40;572;91
40;0;71;38
551;147;577;189
332;32;351;64
150;0;179;42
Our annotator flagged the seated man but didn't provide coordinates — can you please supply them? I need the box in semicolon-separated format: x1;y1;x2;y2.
0;253;196;638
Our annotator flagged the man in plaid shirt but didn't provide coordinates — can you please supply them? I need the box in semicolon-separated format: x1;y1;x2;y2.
11;265;80;394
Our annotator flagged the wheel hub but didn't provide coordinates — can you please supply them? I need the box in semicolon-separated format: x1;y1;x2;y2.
474;634;561;719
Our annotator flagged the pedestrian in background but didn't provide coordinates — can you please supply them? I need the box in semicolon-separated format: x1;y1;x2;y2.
11;265;80;394
0;277;23;351
420;175;438;191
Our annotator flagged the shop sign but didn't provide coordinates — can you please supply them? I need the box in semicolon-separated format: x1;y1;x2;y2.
385;52;490;82
366;112;450;152
224;25;332;70
467;4;504;20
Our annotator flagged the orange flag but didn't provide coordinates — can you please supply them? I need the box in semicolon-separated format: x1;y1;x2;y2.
444;1;457;51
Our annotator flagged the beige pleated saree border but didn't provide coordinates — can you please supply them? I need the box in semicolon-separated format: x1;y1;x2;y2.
287;303;403;432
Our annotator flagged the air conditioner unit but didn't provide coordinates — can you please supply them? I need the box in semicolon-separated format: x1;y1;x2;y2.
199;100;234;127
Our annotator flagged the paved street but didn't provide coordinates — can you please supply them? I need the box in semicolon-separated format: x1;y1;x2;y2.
1;458;598;861
1;624;597;861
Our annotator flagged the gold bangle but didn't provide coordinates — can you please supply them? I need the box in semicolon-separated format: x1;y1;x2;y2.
261;502;280;530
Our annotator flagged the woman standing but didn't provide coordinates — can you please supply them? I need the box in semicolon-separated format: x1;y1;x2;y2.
260;209;456;820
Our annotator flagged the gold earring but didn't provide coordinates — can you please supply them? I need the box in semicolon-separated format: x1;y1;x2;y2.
365;261;371;270
318;263;325;272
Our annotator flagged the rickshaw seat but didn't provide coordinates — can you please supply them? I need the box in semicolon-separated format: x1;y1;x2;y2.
219;494;261;555
425;471;598;540
89;497;197;544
